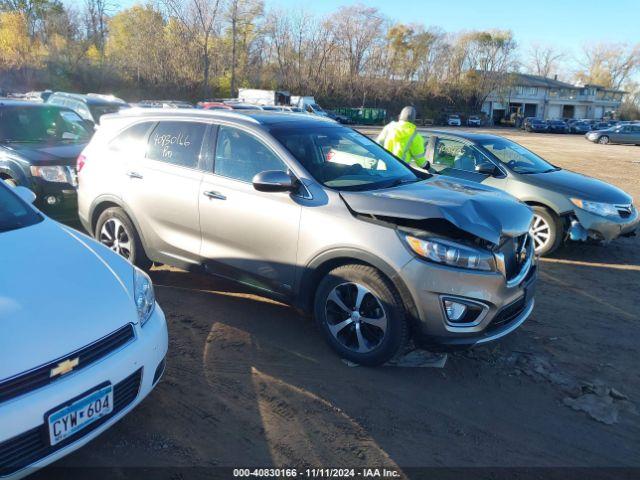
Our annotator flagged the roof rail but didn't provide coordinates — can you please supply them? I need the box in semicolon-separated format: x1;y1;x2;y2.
118;107;262;124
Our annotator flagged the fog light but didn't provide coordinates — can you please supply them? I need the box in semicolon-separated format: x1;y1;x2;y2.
444;300;467;322
45;195;58;205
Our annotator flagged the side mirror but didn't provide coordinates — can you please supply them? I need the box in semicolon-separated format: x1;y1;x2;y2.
475;161;499;176
14;186;36;203
252;170;296;193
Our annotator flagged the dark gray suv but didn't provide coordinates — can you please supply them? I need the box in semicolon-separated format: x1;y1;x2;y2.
78;110;536;365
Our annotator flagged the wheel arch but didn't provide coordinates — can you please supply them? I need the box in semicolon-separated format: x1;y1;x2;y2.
89;196;151;254
295;248;420;331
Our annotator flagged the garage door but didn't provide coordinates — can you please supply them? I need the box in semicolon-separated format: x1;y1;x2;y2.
546;105;561;119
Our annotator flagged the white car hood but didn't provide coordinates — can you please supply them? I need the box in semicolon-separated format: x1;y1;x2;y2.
0;219;137;381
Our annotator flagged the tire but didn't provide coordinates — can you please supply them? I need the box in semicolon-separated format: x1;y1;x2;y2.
529;206;563;256
313;264;409;366
598;135;610;145
95;207;152;269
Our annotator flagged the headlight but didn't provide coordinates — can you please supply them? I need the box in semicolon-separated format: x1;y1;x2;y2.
570;198;619;217
133;267;155;326
404;235;494;271
30;166;70;183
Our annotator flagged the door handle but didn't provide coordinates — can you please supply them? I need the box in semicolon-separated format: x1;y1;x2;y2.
203;190;226;200
126;171;143;179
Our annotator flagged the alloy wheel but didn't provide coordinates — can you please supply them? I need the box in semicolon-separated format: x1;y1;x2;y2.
598;136;609;144
530;214;551;253
325;282;388;353
100;218;132;259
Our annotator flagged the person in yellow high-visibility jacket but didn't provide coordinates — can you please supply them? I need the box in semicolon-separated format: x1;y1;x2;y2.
376;106;427;168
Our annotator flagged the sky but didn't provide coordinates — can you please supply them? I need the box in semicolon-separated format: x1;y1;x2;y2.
103;0;640;73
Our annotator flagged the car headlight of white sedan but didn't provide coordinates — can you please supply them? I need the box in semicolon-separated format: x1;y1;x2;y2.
133;267;155;325
570;198;619;217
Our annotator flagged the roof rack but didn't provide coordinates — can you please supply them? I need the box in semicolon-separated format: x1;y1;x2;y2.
116;107;261;124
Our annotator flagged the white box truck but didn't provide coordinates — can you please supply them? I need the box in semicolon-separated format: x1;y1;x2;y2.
237;89;290;106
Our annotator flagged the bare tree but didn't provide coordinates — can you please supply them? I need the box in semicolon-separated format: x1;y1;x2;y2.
224;0;262;96
575;42;640;90
159;0;222;97
527;43;564;78
83;0;113;58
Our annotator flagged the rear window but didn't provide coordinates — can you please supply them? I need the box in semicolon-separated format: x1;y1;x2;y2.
0;183;42;233
89;104;124;123
146;121;206;169
109;122;154;155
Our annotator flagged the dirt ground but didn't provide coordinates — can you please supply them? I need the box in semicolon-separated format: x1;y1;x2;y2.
39;129;640;479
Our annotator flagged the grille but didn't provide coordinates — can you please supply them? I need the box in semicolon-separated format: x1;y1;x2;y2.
488;297;526;331
615;204;633;219
0;368;142;476
498;233;530;281
0;324;134;405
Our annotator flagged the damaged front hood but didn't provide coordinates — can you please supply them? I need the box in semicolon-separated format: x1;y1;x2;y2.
340;177;533;244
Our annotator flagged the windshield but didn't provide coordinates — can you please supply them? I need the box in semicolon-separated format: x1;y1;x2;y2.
0;106;92;143
271;126;419;191
478;137;556;174
0;183;42;232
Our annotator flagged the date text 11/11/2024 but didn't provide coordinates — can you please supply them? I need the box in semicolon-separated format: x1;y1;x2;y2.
232;468;402;478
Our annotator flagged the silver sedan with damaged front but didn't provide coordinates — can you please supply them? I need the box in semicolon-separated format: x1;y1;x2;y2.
426;130;638;255
78;109;535;366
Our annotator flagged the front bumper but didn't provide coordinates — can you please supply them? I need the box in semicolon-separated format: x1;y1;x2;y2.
0;305;168;479
572;206;639;242
400;259;537;347
30;178;79;222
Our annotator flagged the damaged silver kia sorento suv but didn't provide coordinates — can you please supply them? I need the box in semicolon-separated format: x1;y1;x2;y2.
78;109;536;366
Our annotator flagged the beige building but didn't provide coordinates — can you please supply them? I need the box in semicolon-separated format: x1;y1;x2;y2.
482;73;625;123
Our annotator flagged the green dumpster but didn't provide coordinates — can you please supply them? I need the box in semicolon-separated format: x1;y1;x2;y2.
334;107;387;125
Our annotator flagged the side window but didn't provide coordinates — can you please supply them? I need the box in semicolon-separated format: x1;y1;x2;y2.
434;138;486;172
109;122;154;156
147;121;206;169
434;138;467;168
214;126;286;182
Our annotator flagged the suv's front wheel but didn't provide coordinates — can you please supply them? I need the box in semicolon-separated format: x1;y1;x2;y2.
95;207;152;269
314;264;408;366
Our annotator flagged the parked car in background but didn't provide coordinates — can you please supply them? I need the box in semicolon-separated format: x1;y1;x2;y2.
546;120;569;133
592;121;612;131
523;118;548;133
325;110;352;124
47;92;129;126
425;130;638;255
198;101;233;110
0;181;167;479
586;124;640;145
446;114;461;126
78;109;536;366
569;121;591;134
0;100;93;221
467;115;482;127
224;102;263;110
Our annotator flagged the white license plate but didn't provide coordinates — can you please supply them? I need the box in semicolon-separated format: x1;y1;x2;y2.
47;385;113;446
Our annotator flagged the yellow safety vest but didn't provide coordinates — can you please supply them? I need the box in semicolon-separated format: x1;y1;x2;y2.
376;121;427;168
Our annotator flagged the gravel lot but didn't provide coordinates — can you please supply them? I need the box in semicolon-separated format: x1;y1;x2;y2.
39;128;640;479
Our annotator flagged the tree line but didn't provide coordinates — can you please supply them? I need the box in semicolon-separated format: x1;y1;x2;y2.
1;0;639;119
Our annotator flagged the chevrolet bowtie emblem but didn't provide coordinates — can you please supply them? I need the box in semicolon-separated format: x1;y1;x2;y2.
50;357;80;378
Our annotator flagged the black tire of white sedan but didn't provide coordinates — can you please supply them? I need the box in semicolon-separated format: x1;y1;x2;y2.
95;207;152;269
314;264;409;366
529;205;563;256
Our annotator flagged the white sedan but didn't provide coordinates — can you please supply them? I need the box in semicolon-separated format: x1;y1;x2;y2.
0;183;168;479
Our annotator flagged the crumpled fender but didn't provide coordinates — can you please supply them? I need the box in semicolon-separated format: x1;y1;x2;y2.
340;177;533;245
